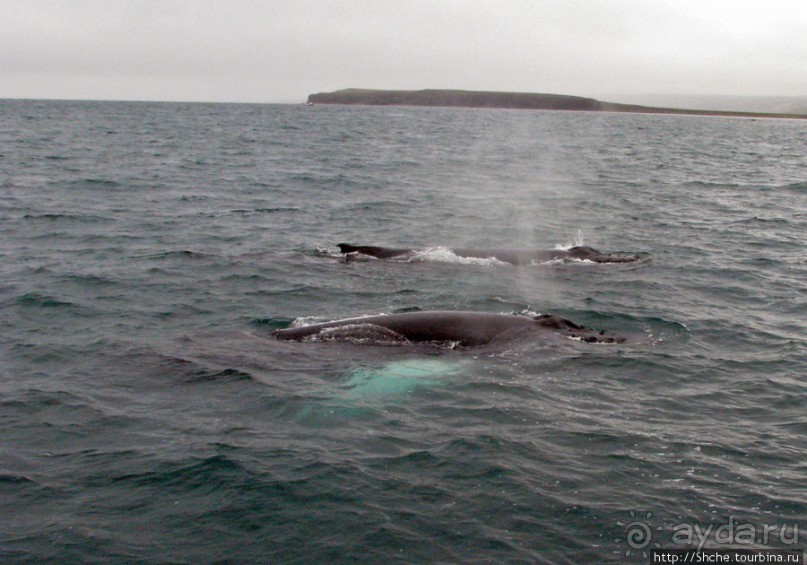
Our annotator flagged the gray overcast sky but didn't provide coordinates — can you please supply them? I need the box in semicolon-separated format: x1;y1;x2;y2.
1;0;805;103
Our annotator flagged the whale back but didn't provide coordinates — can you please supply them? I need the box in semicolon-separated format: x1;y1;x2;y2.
337;243;412;259
273;311;532;346
336;243;646;265
272;311;625;346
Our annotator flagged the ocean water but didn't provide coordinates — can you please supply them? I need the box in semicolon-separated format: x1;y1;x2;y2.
1;99;805;563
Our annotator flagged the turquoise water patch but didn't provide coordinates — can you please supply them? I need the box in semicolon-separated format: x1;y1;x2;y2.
290;358;465;425
340;358;463;399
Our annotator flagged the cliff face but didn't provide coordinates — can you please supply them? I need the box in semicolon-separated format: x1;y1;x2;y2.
308;89;603;111
306;88;807;119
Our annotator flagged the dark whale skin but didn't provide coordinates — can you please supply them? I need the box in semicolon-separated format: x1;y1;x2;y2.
272;311;625;346
337;243;643;264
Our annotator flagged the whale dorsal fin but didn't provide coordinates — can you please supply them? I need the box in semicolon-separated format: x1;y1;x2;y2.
337;243;359;253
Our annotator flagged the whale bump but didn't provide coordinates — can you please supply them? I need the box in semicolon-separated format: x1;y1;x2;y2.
272;310;625;346
336;243;646;264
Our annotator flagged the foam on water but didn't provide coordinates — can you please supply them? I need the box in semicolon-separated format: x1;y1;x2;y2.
554;228;586;250
408;246;510;266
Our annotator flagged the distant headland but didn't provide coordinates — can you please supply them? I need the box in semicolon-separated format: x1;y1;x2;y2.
307;89;806;119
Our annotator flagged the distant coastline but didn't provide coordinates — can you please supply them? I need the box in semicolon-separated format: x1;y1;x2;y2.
307;88;807;120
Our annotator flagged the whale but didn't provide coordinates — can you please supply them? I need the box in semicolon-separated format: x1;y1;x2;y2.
272;310;625;346
337;243;645;264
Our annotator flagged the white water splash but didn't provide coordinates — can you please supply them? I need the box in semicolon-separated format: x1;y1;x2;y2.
290;313;383;328
408;246;510;266
554;229;585;250
289;315;326;328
